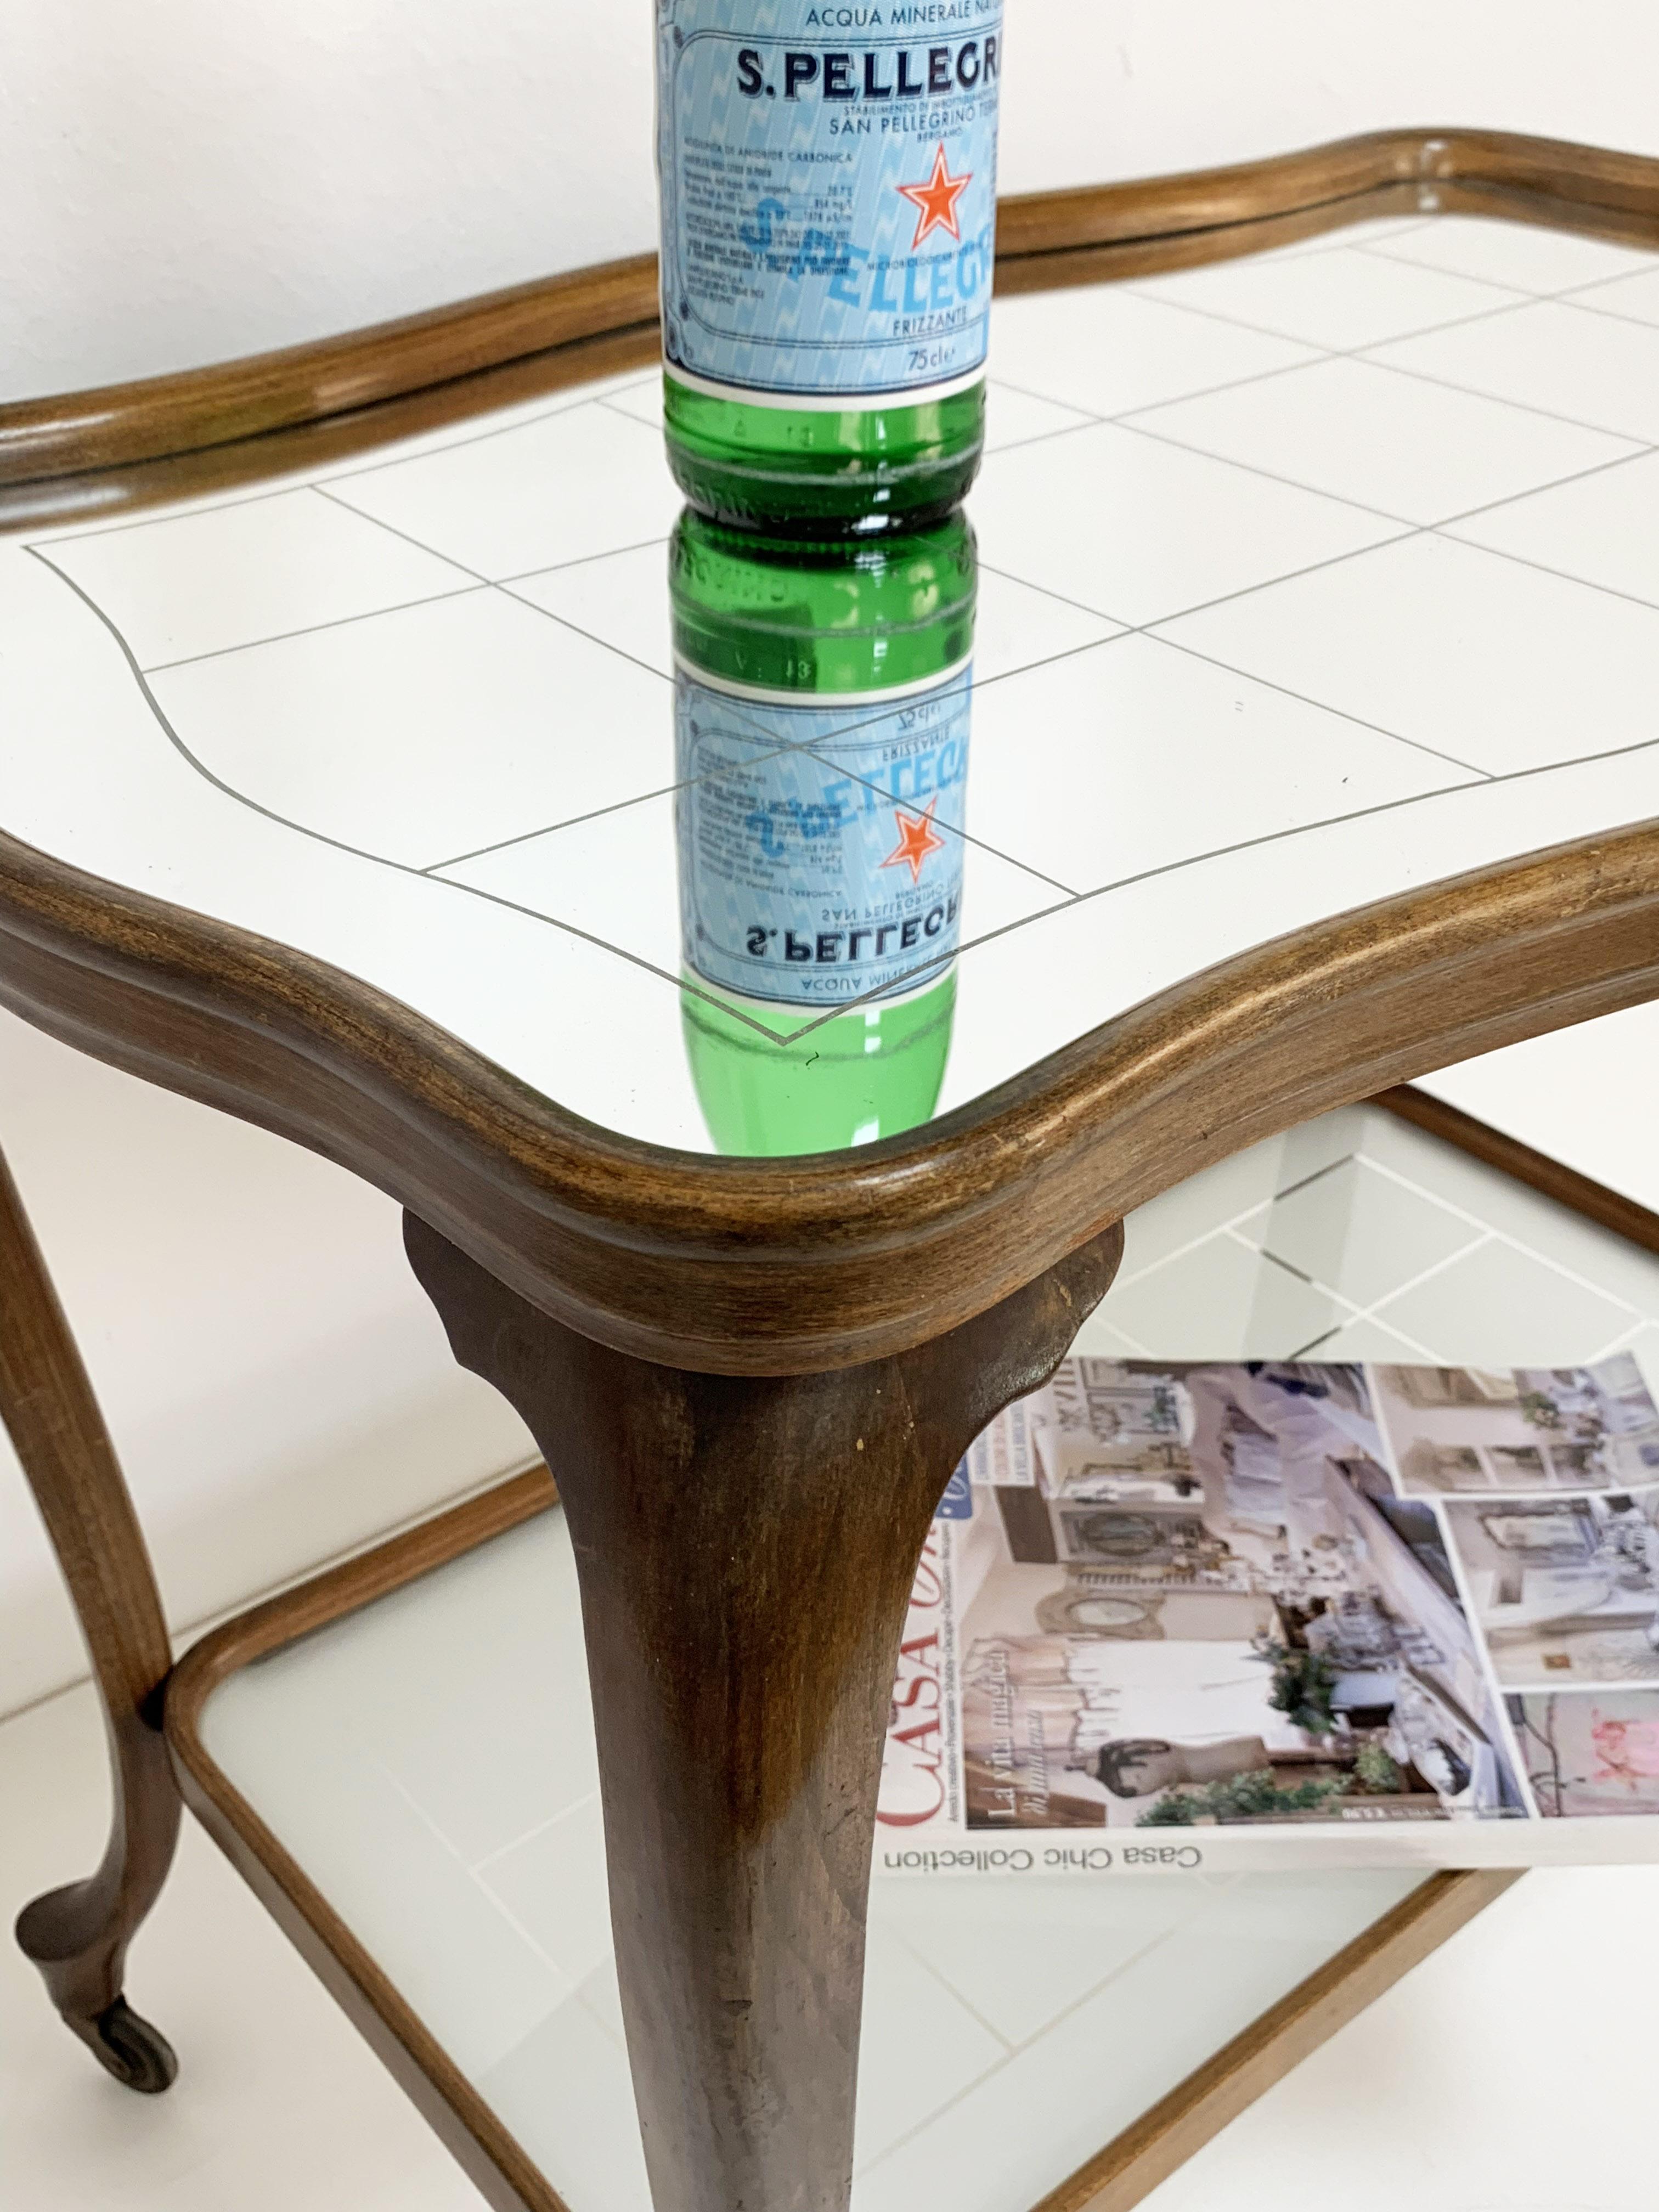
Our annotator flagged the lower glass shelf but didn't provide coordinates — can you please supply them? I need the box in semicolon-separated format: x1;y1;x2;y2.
190;1097;1659;2211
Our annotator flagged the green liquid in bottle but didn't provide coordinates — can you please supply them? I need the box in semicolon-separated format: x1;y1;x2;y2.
653;3;1002;534
663;377;986;539
671;509;978;1156
681;971;960;1159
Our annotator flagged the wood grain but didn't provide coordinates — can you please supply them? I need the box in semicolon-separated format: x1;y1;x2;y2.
166;1465;569;2212
404;1212;1123;2212
0;1141;181;2090
165;1075;1551;2212
1032;1866;1523;2212
7;138;1659;1375
0;254;659;499
165;1452;1521;2212
4;817;1659;1379
7;127;1656;2212
7;128;1659;528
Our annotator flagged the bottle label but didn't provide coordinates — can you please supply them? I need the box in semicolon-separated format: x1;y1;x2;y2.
677;662;971;1006
657;0;1002;404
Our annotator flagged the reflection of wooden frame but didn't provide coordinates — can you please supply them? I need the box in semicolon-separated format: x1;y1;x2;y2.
9;129;1659;2211
169;1487;1515;2212
8;126;1659;526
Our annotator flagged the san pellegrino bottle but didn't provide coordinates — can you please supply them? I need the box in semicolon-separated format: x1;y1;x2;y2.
672;507;977;1153
655;1;1004;533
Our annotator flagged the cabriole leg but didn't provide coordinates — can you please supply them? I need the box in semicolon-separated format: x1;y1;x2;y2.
0;1142;180;2092
407;1214;1122;2212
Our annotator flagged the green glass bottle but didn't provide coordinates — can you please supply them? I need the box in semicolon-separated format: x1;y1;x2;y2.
672;507;977;1155
656;4;1003;532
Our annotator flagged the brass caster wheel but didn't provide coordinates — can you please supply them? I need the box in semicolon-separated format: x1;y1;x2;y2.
89;1997;178;2094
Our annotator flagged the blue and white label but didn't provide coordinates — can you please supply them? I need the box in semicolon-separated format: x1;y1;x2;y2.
657;0;1002;403
677;662;971;1005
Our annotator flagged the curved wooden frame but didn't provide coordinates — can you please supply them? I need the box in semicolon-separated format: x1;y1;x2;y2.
162;1453;1519;2212
5;127;1659;1376
143;1080;1659;2206
4;817;1658;1375
8;124;1659;2202
6;125;1659;528
0;1142;180;2092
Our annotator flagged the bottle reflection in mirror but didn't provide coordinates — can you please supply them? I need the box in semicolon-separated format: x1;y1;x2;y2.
673;509;977;1156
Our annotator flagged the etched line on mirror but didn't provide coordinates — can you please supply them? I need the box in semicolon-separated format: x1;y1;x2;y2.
143;583;492;673
22;545;809;1048
1435;501;1659;620
1116;269;1536;368
419;631;1131;882
759;725;1659;1046
1353;336;1659;447
22;476;315;549
1119;377;1652;546
1358;238;1659;303
30;536;1659;1062
311;377;665;488
308;482;495;585
496;534;674;588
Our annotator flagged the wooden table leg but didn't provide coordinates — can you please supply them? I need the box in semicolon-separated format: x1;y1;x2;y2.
0;1141;180;2092
407;1214;1122;2212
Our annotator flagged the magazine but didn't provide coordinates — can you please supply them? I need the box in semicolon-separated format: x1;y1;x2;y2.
876;1353;1659;1875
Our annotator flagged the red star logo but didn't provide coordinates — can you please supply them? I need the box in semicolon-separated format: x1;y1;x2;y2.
881;798;946;885
895;143;973;249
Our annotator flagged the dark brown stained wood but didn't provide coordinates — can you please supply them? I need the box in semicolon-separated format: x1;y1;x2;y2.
991;170;1659;301
1030;1865;1524;2212
4;817;1659;1379
992;123;1659;270
163;1443;1521;2212
406;1214;1127;2212
989;180;1425;299
170;1487;566;2209
161;1348;1530;2211
157;1084;1570;2212
996;1482;1059;1563
0;253;660;497
5;133;1655;2212
7;144;1659;1378
165;1465;567;2212
0;1141;181;2091
7;128;1659;527
1374;1084;1659;1257
0;323;665;538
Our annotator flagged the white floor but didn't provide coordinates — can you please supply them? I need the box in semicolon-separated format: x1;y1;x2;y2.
5;1678;1659;2212
196;1501;1426;2212
10;1101;1659;2209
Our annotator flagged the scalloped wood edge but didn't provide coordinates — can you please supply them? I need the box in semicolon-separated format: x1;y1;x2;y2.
5;133;1659;1372
7;125;1659;527
5;812;1659;1374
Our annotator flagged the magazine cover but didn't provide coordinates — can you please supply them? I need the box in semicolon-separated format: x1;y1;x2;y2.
876;1354;1659;1875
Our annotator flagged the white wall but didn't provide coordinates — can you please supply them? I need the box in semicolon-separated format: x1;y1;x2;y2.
5;2;1659;1718
7;0;1659;399
0;1007;534;1715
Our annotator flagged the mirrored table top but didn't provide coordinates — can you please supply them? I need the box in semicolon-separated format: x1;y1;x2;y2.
9;211;1659;1160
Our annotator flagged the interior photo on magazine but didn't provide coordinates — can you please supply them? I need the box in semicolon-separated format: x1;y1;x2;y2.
876;1354;1659;1875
